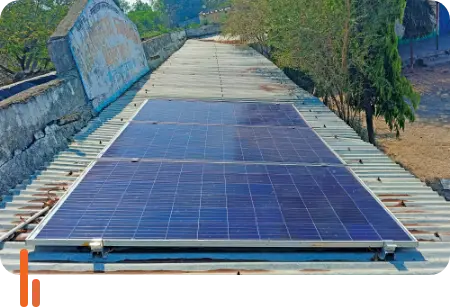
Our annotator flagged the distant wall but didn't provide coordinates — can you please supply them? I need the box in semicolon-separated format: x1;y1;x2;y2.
0;76;93;195
186;24;221;38
48;0;149;112
142;31;187;70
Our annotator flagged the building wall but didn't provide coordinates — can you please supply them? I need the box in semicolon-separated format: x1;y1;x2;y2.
67;0;149;111
142;31;187;70
0;76;92;195
186;24;221;38
0;0;190;195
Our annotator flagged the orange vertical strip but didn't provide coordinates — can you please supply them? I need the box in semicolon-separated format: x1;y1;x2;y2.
32;279;40;307
20;249;28;307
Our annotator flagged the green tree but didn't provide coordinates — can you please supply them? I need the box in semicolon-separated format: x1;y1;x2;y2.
127;0;169;39
0;0;71;81
403;0;435;68
351;0;419;143
113;0;131;13
225;0;420;144
203;0;231;10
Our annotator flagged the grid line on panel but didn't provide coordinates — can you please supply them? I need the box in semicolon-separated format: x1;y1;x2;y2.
34;161;414;243
102;124;343;165
326;169;383;241
285;169;323;241
134;162;163;239
306;167;353;241
65;161;121;239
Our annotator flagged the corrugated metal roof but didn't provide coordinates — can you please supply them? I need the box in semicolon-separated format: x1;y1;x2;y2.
1;38;449;274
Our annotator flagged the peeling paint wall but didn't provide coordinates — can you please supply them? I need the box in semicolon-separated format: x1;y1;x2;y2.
0;76;92;195
67;0;149;111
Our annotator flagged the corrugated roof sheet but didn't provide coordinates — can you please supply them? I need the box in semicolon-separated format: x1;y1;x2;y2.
1;37;449;274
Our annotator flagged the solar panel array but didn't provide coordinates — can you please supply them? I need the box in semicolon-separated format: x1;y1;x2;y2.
35;161;412;242
31;100;415;247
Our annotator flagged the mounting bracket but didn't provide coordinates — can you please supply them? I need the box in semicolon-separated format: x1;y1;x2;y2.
89;239;105;258
379;241;397;261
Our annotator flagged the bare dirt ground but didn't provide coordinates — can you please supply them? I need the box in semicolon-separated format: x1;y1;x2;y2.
374;64;450;181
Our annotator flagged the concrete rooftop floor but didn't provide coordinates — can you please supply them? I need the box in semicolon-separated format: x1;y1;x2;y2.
1;38;449;274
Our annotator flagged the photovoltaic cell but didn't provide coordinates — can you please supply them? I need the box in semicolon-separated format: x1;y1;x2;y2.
103;123;342;164
34;161;413;243
133;100;309;127
30;100;415;247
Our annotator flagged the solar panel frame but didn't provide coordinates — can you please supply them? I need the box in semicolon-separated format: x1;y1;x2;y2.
27;100;418;249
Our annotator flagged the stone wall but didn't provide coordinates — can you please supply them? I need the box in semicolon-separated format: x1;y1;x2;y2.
142;31;186;70
48;0;149;112
0;0;190;196
0;76;92;195
186;24;221;38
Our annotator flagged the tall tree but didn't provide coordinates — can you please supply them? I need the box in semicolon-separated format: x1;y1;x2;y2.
352;0;419;143
225;0;420;144
0;0;71;81
127;0;169;38
113;0;131;13
403;0;435;68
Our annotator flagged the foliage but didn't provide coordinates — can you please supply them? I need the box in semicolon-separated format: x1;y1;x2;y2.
0;0;71;80
161;0;203;26
202;0;231;10
224;0;270;44
225;0;420;143
113;0;131;13
403;0;435;40
353;0;419;138
127;0;170;38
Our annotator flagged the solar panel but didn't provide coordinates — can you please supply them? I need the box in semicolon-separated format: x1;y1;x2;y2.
28;100;417;249
32;161;414;246
133;100;309;127
103;123;342;164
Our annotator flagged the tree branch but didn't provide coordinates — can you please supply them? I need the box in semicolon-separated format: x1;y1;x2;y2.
0;64;15;75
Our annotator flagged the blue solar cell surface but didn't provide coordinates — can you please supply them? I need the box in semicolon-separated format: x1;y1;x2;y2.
133;100;309;127
33;100;414;245
103;123;342;164
35;161;412;242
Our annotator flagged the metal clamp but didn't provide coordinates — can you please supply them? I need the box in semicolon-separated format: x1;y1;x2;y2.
379;241;397;261
89;239;105;258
